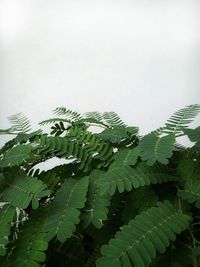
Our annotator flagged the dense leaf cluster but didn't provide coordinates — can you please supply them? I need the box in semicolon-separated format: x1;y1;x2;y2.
0;105;200;267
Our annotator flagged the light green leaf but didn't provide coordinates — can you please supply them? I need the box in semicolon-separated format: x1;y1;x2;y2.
81;171;111;229
45;177;89;242
112;146;140;167
139;133;175;165
2;176;50;209
0;144;32;167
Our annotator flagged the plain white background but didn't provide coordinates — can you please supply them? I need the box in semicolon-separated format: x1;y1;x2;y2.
0;0;200;147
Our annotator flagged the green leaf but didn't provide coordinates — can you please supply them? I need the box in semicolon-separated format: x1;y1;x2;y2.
95;162;177;195
81;171;111;229
7;209;48;267
39;118;71;126
112;146;140;167
0;204;15;256
121;187;158;223
45;177;89;242
163;104;200;135
97;127;129;143
179;180;200;208
139;133;175;165
53;107;82;120
184;126;200;143
97;201;191;267
39;171;60;191
8;113;31;133
0;144;32;168
2;176;50;209
184;126;200;149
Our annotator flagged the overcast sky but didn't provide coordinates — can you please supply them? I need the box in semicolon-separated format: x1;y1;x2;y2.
0;0;199;145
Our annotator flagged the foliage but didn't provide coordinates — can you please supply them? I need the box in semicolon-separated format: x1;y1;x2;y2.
0;105;200;267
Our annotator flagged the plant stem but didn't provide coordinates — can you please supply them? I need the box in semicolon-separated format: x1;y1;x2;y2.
189;227;197;267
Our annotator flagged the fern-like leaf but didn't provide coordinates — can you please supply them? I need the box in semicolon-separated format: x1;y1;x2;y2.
44;177;89;242
82;111;108;127
38;135;93;171
7;209;48;267
179;180;200;208
84;111;104;122
96;201;191;267
97;127;132;143
39;118;71;126
2;176;50;209
38;132;114;172
38;171;60;191
184;126;200;148
81;171;111;229
53;107;82;120
103;112;126;127
0;144;32;168
8;113;31;133
95;163;177;196
68;126;113;161
112;147;140;167
139;133;175;165
0;204;16;256
163;104;200;135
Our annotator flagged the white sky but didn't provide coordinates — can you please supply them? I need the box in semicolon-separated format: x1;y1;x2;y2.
0;0;200;146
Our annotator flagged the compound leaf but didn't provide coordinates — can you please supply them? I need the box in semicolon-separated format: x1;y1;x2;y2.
97;201;191;267
45;177;89;242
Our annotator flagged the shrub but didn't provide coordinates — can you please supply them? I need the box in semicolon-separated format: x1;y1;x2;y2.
0;105;200;267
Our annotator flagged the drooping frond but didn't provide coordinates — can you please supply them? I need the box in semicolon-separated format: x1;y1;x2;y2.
96;201;191;267
0;204;16;256
8;113;31;133
0;144;32;168
2;176;50;209
81;170;111;229
139;133;175;166
68;126;114;162
38;135;98;172
7;209;48;267
38;131;114;172
162;104;200;136
53;107;82;120
103;112;126;127
95;162;178;196
44;177;89;242
179;180;200;208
